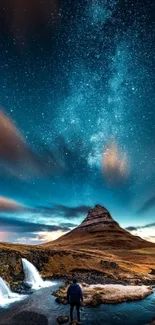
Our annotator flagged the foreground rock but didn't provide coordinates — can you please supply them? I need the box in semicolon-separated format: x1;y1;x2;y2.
57;316;69;324
53;283;153;306
0;311;49;325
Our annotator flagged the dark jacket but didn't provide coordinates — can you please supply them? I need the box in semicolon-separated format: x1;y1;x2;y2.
67;283;83;305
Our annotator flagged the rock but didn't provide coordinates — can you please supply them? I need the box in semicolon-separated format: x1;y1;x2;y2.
11;311;48;325
100;260;119;269
150;269;155;275
55;297;61;304
55;296;68;304
11;282;34;295
57;316;69;324
53;283;153;306
23;282;32;289
89;293;103;306
81;282;89;287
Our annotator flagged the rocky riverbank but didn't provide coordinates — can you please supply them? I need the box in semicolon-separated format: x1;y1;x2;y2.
53;269;155;287
10;269;155;295
52;283;153;306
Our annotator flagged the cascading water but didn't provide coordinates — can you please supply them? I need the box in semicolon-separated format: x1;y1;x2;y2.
0;277;11;298
22;258;53;289
0;277;24;307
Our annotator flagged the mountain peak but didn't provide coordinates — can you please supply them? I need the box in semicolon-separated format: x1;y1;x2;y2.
89;204;111;215
78;204;118;231
44;204;153;250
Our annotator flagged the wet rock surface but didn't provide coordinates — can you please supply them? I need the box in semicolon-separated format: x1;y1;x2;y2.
0;311;49;325
11;282;34;295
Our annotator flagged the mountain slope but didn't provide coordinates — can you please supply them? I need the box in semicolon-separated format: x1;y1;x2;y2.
43;205;155;250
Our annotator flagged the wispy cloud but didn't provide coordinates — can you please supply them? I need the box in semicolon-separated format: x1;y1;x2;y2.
0;194;88;244
0;214;72;244
0;215;72;233
37;230;68;242
0;110;89;182
137;196;155;215
0;109;64;180
39;204;91;219
126;222;155;243
125;226;137;231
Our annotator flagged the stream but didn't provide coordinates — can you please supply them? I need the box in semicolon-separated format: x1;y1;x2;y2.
0;281;155;325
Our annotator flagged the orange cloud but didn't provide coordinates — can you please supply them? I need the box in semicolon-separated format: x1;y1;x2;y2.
0;109;62;179
102;140;129;185
0;109;29;162
0;196;26;212
0;231;8;241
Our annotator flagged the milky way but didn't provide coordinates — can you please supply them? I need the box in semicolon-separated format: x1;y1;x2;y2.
0;0;155;243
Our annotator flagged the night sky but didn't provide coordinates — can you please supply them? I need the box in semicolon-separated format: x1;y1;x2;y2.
0;0;155;244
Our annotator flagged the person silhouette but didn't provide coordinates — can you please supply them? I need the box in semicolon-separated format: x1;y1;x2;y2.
67;279;83;324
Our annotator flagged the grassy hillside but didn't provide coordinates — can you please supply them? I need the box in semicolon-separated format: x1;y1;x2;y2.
0;242;155;285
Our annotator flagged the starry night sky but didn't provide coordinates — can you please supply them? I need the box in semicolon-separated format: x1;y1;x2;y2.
0;0;155;244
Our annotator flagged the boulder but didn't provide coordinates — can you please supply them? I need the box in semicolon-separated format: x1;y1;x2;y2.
150;269;155;275
89;293;103;306
57;316;69;324
23;282;32;289
81;282;89;287
11;311;48;325
55;296;68;304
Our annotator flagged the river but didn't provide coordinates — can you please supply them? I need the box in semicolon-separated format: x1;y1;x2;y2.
0;281;155;325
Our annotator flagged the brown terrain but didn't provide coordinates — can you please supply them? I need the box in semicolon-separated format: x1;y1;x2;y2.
1;205;155;286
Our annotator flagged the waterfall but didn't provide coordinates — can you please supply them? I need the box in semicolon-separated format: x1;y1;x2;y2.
22;258;52;289
0;277;11;298
0;277;24;307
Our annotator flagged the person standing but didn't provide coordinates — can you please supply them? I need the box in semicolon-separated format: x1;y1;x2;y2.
67;279;83;324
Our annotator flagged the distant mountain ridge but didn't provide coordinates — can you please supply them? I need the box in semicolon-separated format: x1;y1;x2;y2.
43;204;155;250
